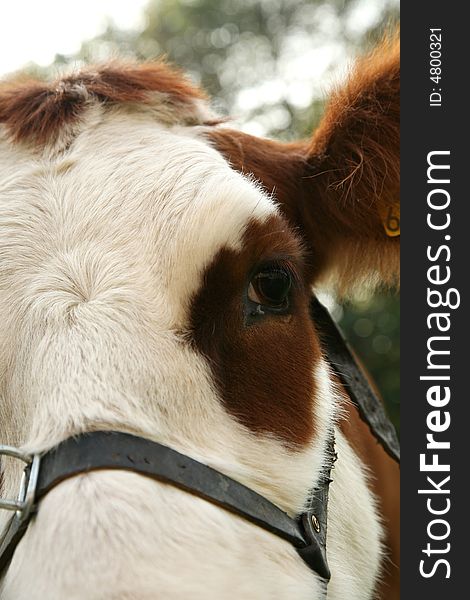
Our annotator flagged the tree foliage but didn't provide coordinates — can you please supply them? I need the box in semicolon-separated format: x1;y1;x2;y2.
75;0;399;137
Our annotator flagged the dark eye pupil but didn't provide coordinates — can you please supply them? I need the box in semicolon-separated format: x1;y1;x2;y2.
255;270;291;306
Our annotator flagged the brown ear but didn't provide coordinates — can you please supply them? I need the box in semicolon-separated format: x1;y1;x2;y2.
208;34;399;294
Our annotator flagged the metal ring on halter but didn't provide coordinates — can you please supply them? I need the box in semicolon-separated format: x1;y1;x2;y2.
0;446;41;523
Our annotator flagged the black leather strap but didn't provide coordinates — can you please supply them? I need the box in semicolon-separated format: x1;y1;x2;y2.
0;515;30;576
310;297;400;463
0;431;332;580
36;431;308;546
298;434;334;581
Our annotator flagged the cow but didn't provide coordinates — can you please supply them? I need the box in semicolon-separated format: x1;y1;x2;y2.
0;34;399;599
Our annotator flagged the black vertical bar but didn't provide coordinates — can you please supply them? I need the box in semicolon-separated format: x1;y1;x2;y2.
401;4;466;598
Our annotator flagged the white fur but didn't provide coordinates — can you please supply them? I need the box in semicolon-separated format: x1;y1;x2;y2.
0;101;382;598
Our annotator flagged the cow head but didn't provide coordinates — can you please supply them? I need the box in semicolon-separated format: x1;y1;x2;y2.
0;36;398;599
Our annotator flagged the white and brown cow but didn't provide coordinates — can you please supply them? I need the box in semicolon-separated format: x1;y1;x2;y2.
0;36;399;600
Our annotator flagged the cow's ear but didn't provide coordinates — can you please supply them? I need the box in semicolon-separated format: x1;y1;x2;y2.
299;34;400;294
209;34;399;296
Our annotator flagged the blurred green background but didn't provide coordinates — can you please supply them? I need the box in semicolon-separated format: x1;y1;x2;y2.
34;0;401;432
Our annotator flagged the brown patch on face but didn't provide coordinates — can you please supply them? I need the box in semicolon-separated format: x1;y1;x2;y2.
0;61;206;146
339;391;400;599
190;215;322;448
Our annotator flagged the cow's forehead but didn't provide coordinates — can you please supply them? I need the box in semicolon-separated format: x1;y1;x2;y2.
0;117;291;326
0;113;318;458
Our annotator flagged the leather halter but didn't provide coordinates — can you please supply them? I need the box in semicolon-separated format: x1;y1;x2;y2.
310;297;400;463
0;296;399;587
0;431;334;579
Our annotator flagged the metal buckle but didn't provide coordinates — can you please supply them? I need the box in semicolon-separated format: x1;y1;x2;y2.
0;446;41;524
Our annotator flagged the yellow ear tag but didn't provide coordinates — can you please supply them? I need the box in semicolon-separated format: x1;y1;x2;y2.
379;203;400;237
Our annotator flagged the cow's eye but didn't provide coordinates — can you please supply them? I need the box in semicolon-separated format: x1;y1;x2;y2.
248;267;292;309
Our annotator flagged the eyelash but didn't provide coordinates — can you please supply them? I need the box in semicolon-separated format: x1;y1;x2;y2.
263;259;301;287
